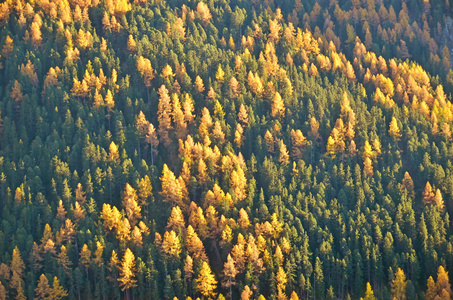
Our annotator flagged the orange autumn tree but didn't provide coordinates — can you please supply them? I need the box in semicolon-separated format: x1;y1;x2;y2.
196;2;212;26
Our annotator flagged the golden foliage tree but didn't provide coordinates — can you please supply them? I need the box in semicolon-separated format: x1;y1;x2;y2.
35;274;51;299
157;85;173;147
50;276;68;300
196;2;212;26
185;225;208;261
122;183;141;227
118;248;137;298
271;92;285;119
161;230;182;258
222;254;238;300
160;164;185;208
391;268;407;300
389;117;402;140
196;261;217;299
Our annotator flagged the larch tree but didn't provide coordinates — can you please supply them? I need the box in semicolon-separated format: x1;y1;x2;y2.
391;268;407;300
160;164;185;208
157;85;173;147
9;246;25;292
222;254;238;300
426;276;437;300
108;141;120;162
185;225;208;261
50;276;68;300
145;123;159;165
436;266;452;298
422;182;435;205
276;266;287;300
118;248;137;300
363;282;376;300
290;129;307;160
271;92;285;119
79;244;91;277
241;285;253;300
57;245;72;274
230;166;247;202
278;140;290;166
137;175;153;209
389;117;402;140
166;206;186;232
35;274;51;300
196;2;212;26
1;36;13;59
161;230;182;258
122;183;141;227
196;261;217;299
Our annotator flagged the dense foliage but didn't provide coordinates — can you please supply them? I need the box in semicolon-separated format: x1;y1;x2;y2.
1;0;453;299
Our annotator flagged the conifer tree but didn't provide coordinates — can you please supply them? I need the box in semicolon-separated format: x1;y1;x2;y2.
118;248;137;299
196;261;217;299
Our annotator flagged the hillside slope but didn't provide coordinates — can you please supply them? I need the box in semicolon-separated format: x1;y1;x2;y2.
1;0;453;299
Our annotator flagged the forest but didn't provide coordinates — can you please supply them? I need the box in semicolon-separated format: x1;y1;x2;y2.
1;0;453;299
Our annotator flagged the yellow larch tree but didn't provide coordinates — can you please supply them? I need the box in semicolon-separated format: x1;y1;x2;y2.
234;123;244;148
389;117;402;140
264;130;275;154
157;85;173;147
2;36;13;59
118;248;137;299
290;129;307;160
57;245;72;274
278;140;290;166
161;230;182;258
160;164;185;208
271;92;285;119
79;244;91;276
35;274;51;299
391;268;407;300
222;254;238;300
196;261;217;299
108;141;120;162
185;225;208;261
196;2;212;26
50;276;68;300
237;208;250;229
122;183;141;227
9;246;25;292
230;166;247;202
166;206;186;231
